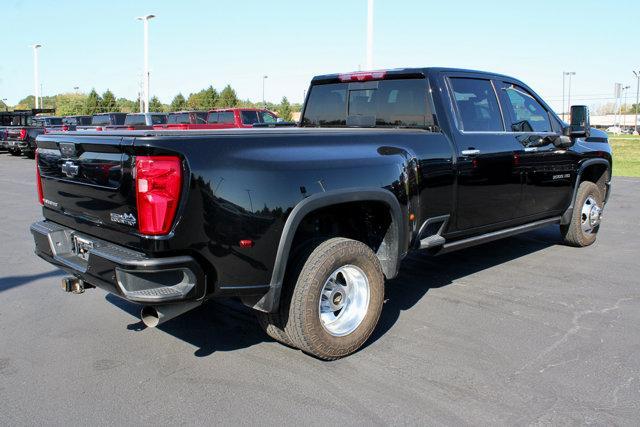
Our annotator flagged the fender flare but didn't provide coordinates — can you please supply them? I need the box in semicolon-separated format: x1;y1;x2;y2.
561;158;611;224
253;187;407;313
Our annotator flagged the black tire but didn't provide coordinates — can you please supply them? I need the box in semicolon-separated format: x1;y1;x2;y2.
561;181;603;247
9;148;21;156
284;237;384;360
256;309;297;348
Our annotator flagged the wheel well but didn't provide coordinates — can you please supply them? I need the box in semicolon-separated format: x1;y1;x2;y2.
288;200;397;278
580;163;610;199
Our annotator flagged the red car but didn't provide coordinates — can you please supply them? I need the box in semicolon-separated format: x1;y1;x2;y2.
207;108;278;128
154;109;278;130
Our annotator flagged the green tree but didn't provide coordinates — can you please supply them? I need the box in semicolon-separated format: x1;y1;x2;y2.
218;85;239;108
148;96;163;112
186;92;202;109
277;96;293;121
101;89;118;112
55;93;88;116
200;86;218;109
83;89;102;115
14;95;56;111
170;93;186;111
116;97;138;113
187;86;218;110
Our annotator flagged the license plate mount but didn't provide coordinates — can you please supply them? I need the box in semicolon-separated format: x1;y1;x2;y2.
72;234;94;261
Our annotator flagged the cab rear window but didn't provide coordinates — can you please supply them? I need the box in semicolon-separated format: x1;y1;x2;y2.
125;115;146;125
302;78;436;129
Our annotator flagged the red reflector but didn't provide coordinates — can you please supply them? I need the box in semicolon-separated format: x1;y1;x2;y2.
35;149;44;206
135;156;182;235
95;127;103;131
239;239;254;248
19;128;27;140
338;70;387;82
127;126;136;130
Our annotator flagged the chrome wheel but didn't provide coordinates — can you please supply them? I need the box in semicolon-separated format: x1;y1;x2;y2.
319;265;370;337
580;195;602;234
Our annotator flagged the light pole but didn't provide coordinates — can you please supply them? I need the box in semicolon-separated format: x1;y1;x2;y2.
563;72;575;120
31;44;42;109
262;75;268;108
2;98;7;111
136;14;155;113
366;0;374;70
634;71;640;135
622;85;630;128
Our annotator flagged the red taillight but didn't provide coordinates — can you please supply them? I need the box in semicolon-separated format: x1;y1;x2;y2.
239;239;254;248
35;149;44;206
338;70;387;82
135;156;182;235
61;125;69;132
95;127;103;131
19;128;27;140
127;126;136;130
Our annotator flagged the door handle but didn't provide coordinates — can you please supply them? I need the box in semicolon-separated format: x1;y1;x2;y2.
461;149;480;156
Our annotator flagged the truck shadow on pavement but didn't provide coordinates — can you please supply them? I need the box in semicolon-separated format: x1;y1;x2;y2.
106;226;561;358
366;225;561;349
0;269;65;293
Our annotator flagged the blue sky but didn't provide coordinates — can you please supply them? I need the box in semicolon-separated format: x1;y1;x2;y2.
1;0;637;112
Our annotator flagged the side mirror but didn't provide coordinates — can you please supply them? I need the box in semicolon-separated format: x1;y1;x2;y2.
569;105;590;138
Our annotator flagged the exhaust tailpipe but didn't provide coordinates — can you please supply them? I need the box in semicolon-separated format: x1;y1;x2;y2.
140;301;202;328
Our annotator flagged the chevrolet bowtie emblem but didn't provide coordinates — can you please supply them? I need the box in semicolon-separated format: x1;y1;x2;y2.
61;160;80;178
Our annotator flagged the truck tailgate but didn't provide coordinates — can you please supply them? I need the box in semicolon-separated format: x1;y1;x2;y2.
36;134;140;245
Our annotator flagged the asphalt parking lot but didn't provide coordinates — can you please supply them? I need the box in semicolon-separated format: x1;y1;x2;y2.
1;152;639;425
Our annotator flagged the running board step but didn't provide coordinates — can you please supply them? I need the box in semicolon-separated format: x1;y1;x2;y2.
437;216;561;255
419;235;446;249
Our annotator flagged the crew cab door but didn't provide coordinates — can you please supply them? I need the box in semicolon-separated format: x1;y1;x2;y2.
495;81;576;216
444;75;524;232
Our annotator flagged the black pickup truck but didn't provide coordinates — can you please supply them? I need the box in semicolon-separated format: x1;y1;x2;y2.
31;68;612;359
1;109;56;157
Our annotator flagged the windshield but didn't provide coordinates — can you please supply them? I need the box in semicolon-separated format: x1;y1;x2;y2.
302;78;436;129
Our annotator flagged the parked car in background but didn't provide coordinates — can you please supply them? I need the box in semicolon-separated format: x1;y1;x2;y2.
107;113;168;130
154;111;209;130
62;115;92;129
31;67;612;360
37;116;66;133
206;108;278;128
1;109;56;157
77;113;127;131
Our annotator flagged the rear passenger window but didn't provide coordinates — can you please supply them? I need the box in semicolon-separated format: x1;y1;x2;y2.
241;111;260;125
502;84;551;133
449;78;503;132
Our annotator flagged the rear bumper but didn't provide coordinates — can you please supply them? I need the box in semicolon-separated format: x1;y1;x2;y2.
30;220;206;303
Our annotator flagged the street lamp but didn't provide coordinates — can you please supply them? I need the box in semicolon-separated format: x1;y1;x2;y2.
622;85;630;129
31;44;42;109
136;14;155;113
634;71;640;135
562;71;576;121
262;75;268;108
366;0;374;70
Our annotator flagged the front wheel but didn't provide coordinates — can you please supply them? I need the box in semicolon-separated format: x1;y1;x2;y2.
284;238;385;360
561;181;603;247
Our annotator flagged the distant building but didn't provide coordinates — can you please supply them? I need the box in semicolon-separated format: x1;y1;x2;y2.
589;114;638;129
